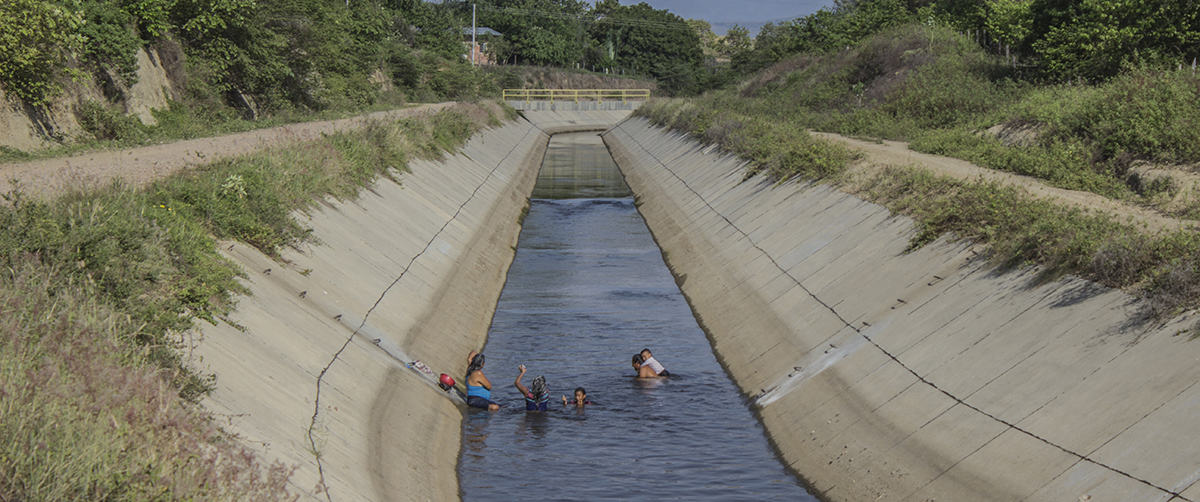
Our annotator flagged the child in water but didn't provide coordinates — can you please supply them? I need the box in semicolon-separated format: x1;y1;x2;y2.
639;348;670;377
562;387;592;406
515;364;549;411
631;354;661;378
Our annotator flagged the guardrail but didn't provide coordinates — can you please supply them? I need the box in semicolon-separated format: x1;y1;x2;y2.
502;89;651;103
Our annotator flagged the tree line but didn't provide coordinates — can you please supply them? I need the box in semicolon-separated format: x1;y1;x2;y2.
8;0;1188;118
725;0;1200;83
0;0;722;116
1;0;495;112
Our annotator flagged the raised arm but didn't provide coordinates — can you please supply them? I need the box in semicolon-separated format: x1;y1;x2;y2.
514;365;531;397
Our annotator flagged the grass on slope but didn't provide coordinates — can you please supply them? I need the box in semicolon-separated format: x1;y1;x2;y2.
0;101;510;501
636;23;1200;328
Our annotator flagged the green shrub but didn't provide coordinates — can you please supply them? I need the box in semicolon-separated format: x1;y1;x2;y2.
638;98;861;182
0;0;86;104
908;129;1127;197
1058;68;1200;164
75;100;148;142
79;0;142;89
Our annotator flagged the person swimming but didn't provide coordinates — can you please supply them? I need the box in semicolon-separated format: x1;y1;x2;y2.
631;354;660;378
562;387;592;406
515;364;549;411
640;348;670;377
465;351;499;411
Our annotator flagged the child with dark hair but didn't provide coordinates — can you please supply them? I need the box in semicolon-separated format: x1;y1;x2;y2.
562;387;592;406
515;364;549;411
639;348;670;377
631;354;660;378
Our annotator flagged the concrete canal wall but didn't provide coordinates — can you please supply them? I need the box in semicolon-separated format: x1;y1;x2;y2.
190;111;627;502
604;117;1200;502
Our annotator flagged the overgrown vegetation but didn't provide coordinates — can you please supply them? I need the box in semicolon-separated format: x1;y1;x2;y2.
0;102;501;501
859;165;1200;324
638;99;862;182
1;0;488;108
0;0;528;164
638;1;1200;325
0;261;296;501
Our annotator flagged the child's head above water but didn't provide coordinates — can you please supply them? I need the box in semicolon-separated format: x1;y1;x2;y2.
574;387;586;402
530;375;548;400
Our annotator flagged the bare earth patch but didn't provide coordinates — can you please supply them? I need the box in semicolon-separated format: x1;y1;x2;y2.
0;103;453;201
813;131;1196;234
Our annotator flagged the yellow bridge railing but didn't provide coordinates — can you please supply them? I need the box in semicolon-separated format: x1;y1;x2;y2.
503;89;651;103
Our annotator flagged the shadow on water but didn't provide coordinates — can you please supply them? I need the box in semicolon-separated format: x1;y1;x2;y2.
458;132;815;501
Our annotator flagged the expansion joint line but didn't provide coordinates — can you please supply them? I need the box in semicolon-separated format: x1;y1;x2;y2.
305;125;540;502
620;126;1192;502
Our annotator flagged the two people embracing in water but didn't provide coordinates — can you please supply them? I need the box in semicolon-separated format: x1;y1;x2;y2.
631;348;670;378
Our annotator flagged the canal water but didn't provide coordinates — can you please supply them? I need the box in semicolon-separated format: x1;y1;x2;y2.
458;132;815;501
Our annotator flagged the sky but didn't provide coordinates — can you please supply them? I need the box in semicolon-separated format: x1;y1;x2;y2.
614;0;836;35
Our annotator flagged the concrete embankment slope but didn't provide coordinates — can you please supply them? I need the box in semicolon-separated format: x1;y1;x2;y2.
189;110;628;502
604;118;1200;502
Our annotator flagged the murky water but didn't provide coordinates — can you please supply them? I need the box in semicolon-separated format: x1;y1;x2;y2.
458;132;815;501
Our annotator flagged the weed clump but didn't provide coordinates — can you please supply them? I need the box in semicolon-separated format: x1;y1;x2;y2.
0;260;297;501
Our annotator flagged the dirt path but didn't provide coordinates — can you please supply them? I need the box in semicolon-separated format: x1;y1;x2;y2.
813;132;1195;233
0;102;454;201
3;109;1191;236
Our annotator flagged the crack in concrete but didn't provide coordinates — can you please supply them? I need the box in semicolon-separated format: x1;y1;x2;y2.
614;123;1194;502
304;124;540;502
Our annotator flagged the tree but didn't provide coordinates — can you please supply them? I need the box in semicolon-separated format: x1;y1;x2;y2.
1026;0;1200;81
590;2;702;94
477;0;590;67
721;24;752;59
687;18;720;60
80;0;144;90
0;0;86;104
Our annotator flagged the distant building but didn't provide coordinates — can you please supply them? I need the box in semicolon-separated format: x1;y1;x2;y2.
462;27;502;65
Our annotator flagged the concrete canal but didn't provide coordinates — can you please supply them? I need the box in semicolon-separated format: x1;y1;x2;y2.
190;110;1200;502
457;132;815;501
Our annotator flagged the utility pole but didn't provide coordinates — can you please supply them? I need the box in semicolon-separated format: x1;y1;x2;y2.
472;3;477;66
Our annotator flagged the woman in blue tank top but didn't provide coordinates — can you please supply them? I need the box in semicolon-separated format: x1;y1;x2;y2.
465;351;499;411
514;364;549;411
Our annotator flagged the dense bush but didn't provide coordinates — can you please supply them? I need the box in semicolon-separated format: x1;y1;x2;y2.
79;0;143;90
0;0;86;104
